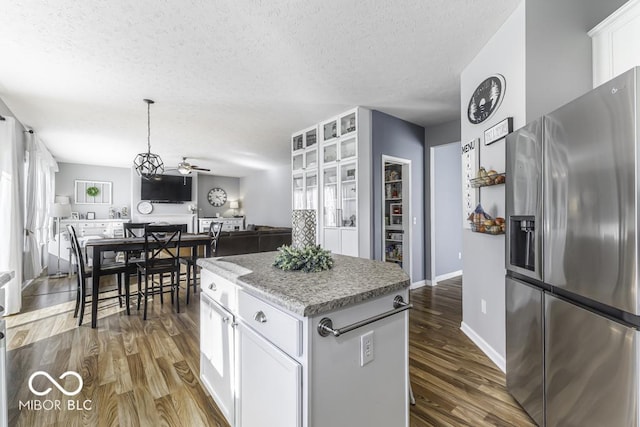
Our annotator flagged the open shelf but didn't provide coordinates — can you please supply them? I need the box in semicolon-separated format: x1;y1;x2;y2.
470;222;505;235
469;172;506;188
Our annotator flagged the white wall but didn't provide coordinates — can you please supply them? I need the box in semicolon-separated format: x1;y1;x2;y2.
460;2;526;369
239;163;292;227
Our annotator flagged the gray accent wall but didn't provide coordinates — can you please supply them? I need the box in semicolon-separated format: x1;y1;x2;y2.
525;0;627;121
198;174;241;218
56;162;131;219
433;142;462;277
371;110;425;283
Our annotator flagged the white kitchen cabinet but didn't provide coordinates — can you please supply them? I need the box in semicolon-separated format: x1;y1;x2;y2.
236;322;301;427
319;109;361;256
292;107;372;257
291;125;320;241
200;293;235;425
590;0;640;87
198;261;409;427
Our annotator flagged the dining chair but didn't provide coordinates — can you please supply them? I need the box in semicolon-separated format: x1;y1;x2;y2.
180;221;223;304
136;224;183;320
122;222;148;261
67;225;134;326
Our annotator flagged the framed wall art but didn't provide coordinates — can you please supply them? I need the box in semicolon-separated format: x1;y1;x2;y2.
75;180;112;205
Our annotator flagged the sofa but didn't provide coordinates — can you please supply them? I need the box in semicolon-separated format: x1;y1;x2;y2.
215;226;292;256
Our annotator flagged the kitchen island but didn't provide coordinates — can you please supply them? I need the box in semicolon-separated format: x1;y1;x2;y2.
197;252;411;427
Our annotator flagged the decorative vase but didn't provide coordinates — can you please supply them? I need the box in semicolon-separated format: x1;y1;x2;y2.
292;209;316;249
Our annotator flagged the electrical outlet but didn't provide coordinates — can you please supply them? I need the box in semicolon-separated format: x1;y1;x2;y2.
361;331;374;366
458;252;462;260
481;299;487;314
413;217;417;225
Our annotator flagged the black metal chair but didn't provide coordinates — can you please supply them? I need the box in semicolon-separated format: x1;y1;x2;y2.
136;224;183;320
67;225;134;326
179;221;223;304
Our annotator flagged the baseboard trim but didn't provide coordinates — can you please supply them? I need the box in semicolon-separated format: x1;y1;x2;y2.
460;321;506;373
435;270;462;283
410;280;428;290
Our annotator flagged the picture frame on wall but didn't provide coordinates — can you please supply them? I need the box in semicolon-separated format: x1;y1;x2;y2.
74;180;112;205
86;212;95;220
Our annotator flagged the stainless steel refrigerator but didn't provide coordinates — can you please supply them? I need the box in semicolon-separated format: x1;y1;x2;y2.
506;67;640;427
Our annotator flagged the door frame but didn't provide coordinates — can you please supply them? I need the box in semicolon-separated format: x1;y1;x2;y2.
381;155;412;282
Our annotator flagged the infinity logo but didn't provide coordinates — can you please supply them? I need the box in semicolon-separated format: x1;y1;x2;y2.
28;371;83;397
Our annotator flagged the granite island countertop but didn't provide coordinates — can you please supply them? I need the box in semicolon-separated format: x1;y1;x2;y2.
0;271;14;289
197;252;410;317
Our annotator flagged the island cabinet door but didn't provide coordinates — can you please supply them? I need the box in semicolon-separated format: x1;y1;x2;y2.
200;293;235;426
236;321;302;427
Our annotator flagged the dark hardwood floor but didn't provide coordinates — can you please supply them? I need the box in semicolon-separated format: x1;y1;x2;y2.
5;273;534;426
408;276;535;426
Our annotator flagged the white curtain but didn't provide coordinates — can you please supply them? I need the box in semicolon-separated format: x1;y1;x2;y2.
0;117;24;314
23;131;57;281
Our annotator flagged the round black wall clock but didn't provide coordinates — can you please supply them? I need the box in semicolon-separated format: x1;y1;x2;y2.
467;74;506;124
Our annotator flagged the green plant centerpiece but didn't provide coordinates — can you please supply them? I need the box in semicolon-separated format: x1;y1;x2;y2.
273;245;334;273
86;186;100;197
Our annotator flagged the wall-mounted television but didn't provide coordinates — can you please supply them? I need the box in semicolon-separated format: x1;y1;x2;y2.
141;175;192;202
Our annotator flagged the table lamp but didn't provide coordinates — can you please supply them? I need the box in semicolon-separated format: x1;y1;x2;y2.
230;200;240;217
50;196;71;278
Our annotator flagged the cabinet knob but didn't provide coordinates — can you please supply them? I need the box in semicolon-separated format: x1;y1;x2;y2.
254;311;267;323
208;283;217;291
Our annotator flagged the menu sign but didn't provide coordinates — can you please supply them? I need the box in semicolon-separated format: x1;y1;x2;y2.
461;138;479;229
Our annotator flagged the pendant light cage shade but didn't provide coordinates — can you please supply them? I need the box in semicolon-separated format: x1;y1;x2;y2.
134;152;164;179
134;99;164;180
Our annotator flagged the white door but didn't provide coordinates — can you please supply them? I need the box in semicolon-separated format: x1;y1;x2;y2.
236;322;301;427
200;294;235;426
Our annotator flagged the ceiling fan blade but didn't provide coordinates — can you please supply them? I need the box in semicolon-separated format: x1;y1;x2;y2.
192;166;211;172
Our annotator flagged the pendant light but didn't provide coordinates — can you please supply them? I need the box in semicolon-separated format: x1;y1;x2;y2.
133;99;164;180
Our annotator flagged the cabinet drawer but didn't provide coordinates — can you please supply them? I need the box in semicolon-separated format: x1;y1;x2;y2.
238;290;301;357
200;269;237;312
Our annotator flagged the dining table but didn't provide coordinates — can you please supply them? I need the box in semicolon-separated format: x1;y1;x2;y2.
84;233;214;328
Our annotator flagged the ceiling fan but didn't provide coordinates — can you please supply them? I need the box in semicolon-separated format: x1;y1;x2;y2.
173;157;211;175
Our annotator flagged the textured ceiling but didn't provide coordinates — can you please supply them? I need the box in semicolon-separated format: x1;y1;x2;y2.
0;0;519;177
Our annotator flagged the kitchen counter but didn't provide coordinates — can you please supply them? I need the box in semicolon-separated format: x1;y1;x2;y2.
197;252;411;427
197;251;410;316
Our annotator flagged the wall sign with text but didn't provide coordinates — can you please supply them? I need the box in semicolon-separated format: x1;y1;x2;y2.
461;138;480;229
484;117;513;145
